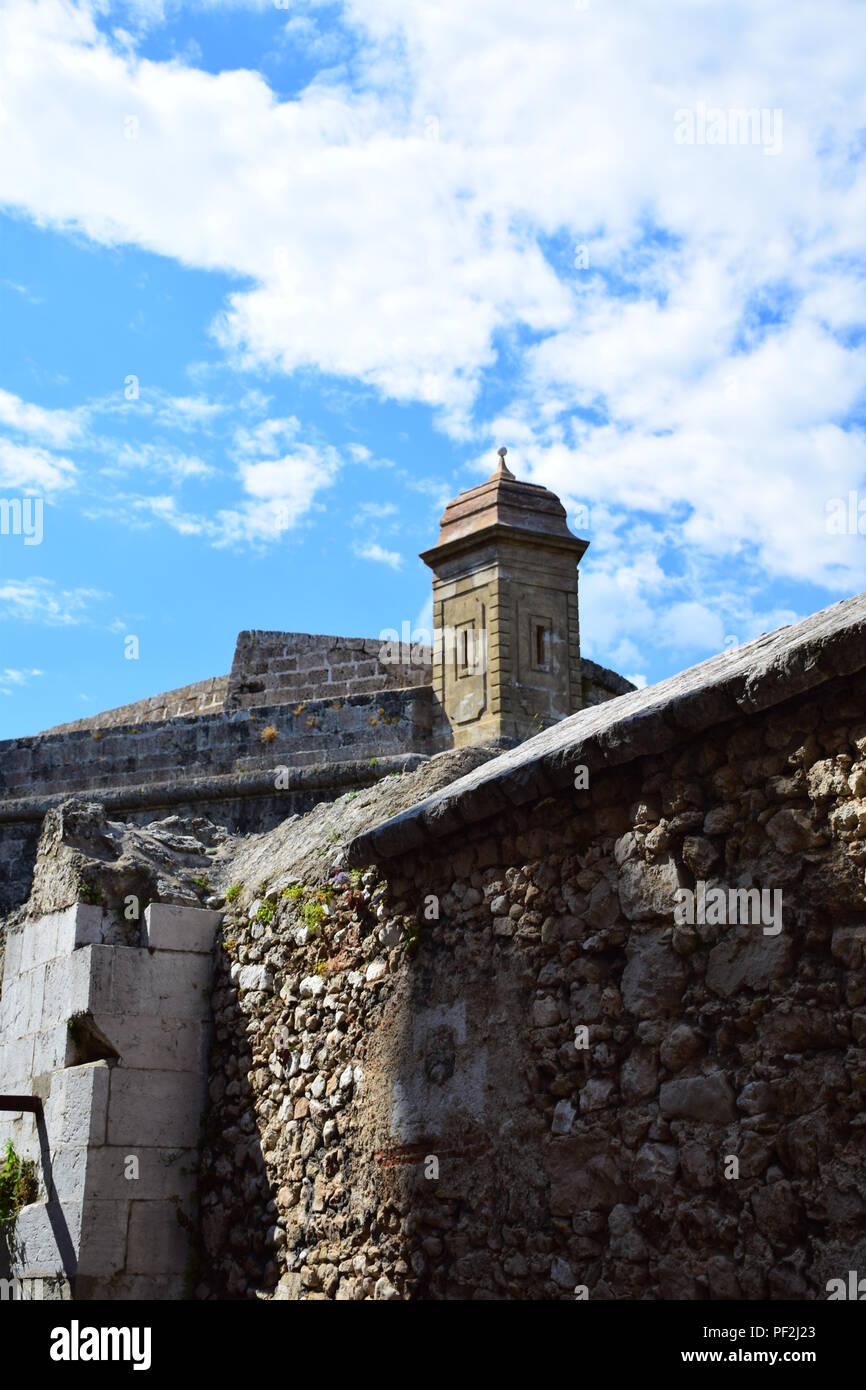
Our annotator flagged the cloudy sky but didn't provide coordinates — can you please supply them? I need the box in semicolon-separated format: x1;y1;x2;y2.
0;0;864;737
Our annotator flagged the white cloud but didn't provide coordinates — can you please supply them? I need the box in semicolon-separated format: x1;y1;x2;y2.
130;493;209;535
353;540;403;569
0;387;84;448
1;279;43;304
354;500;397;521
0;578;107;624
211;437;340;547
155;394;225;431
658;601;727;654
0;438;77;493
0;665;44;694
0;0;569;434
237;441;339;514
0;0;864;621
232;416;301;458
104;442;214;480
348;444;395;470
93;433;341;547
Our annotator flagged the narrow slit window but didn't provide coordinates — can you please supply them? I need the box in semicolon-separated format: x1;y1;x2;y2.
535;623;549;669
456;624;473;677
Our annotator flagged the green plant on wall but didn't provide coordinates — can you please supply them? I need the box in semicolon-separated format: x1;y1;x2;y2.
78;877;100;906
225;883;243;903
302;899;325;932
256;900;275;925
0;1140;37;1237
66;1012;86;1048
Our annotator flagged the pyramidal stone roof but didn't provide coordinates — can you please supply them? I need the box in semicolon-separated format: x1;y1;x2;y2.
420;449;588;564
346;588;866;863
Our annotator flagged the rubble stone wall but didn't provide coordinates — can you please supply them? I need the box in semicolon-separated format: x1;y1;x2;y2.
199;665;866;1300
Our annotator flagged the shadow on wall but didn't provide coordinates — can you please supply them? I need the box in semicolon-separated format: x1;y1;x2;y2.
197;948;278;1297
195;857;561;1300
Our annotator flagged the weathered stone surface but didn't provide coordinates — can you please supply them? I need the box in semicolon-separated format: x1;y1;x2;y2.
631;1142;679;1194
551;1099;575;1134
144;903;222;954
618;855;685;922
659;1072;736;1124
682;835;719;877
620;1046;658;1101
547;1136;632;1213
237;964;274;994
765;808;824;853
621;934;687;1019
705;929;793;997
660;1024;702;1073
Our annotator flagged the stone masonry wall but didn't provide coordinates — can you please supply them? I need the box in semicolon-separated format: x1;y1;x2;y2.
42;676;229;736
580;658;637;708
225;632;432;712
0;902;219;1298
37;630;432;736
0;689;433;914
0;688;432;803
197;665;866;1300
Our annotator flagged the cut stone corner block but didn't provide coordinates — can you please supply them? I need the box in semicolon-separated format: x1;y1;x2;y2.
8;904;104;980
10;1199;81;1282
1;900;219;1299
143;903;222;953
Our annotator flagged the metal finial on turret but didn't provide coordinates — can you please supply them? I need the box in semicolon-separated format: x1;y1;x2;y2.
491;445;514;481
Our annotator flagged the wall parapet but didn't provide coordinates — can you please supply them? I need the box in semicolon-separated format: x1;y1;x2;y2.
0;685;432;914
0;688;433;805
225;630;432;711
41;676;229;736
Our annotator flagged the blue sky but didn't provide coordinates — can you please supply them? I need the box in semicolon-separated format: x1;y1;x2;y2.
1;0;865;738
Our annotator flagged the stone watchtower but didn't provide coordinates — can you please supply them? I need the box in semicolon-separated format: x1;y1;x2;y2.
420;448;589;748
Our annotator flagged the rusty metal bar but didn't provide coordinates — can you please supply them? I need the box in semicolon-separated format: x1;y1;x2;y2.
0;1095;42;1115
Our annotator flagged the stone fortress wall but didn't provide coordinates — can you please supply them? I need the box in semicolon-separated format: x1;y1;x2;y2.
0;461;634;916
43;676;230;737
225;632;433;711
0;633;435;914
197;592;866;1300
0;621;627;913
0;459;649;1298
579;657;637;706
5;592;866;1301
